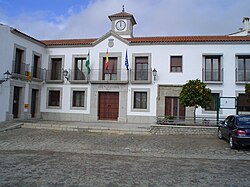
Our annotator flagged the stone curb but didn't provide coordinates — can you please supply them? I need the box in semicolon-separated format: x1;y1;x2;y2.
150;125;217;135
22;122;218;135
0;123;23;132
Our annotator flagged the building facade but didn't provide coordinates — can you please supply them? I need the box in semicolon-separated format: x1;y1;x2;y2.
0;10;250;123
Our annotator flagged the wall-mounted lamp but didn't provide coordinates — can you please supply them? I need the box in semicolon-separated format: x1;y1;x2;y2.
152;68;157;81
63;69;69;81
0;70;11;84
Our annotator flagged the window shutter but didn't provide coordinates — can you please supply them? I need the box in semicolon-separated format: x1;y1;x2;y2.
171;56;182;67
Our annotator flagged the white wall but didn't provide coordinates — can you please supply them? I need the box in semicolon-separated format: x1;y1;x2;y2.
0;25;47;121
41;34;250;120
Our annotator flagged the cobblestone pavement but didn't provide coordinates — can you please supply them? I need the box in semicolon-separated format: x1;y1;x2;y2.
0;128;250;186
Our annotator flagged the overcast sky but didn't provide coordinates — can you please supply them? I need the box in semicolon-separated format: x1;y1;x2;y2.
0;0;249;40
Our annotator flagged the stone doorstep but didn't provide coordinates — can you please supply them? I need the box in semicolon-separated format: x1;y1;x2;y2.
22;122;150;134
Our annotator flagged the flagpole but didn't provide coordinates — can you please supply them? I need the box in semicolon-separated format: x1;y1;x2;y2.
125;49;130;82
85;50;90;82
105;49;109;71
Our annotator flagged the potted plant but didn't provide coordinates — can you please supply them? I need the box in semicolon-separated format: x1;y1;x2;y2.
168;115;174;122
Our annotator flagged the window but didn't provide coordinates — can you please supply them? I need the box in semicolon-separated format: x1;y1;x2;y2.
72;91;85;107
205;93;219;111
204;56;221;81
32;54;41;79
48;90;60;107
33;55;39;78
237;56;250;82
131;88;150;112
103;57;117;80
170;56;182;72
238;94;250;111
74;57;86;80
132;53;152;84
134;92;147;109
14;48;24;74
50;58;62;80
135;57;148;80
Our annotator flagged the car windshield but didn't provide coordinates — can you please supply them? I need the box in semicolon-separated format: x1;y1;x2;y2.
237;116;250;125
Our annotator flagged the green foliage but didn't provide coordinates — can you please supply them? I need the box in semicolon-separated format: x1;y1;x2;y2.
180;79;212;108
245;83;250;101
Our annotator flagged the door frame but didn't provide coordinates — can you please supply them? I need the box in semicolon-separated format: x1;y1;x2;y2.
165;96;185;119
98;92;119;120
28;83;41;119
13;86;20;118
31;89;38;118
7;80;26;120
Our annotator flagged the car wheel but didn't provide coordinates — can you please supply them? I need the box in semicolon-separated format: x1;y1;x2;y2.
217;129;223;139
229;135;237;149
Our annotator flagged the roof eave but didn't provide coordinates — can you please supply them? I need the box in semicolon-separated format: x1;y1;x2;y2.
10;28;46;47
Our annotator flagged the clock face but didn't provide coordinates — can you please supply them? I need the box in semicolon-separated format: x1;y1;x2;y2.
115;20;126;31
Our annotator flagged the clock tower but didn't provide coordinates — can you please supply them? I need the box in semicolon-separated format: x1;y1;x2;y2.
108;6;136;38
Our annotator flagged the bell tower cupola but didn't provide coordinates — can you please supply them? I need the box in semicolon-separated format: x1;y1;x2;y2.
108;6;137;38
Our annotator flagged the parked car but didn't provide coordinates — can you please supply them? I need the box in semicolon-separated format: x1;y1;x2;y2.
217;115;250;149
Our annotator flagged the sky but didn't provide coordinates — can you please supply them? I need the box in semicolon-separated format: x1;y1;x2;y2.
0;0;249;40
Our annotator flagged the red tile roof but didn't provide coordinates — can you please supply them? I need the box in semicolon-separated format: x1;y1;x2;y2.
108;11;136;25
41;38;96;46
127;35;250;43
41;35;250;46
109;11;134;18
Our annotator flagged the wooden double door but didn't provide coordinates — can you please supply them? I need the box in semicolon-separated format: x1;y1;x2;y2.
165;97;185;119
98;92;119;120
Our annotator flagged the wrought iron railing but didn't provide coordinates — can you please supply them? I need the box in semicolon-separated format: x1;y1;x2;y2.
202;68;223;82
12;61;29;76
156;115;220;126
68;69;88;81
45;69;63;81
43;68;154;83
88;69;130;82
131;69;152;81
235;68;250;82
31;66;44;80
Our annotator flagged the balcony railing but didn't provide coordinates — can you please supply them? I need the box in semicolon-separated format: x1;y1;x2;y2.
88;69;129;83
67;69;88;83
235;68;250;83
12;61;29;77
45;69;63;82
202;68;223;83
43;68;153;84
130;69;152;84
85;69;153;83
31;66;45;81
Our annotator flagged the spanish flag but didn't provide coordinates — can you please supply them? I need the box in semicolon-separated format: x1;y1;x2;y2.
105;49;109;71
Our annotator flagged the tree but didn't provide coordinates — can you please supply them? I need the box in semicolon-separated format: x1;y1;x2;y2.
179;79;212;122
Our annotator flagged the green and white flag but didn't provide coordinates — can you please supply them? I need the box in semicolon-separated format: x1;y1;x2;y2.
85;50;90;74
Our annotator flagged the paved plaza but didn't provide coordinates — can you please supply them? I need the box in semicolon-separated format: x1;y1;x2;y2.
0;128;250;186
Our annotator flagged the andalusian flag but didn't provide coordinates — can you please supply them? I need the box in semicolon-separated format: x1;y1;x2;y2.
85;50;90;74
105;49;109;70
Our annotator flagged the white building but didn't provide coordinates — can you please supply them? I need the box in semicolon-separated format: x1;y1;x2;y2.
0;10;250;123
